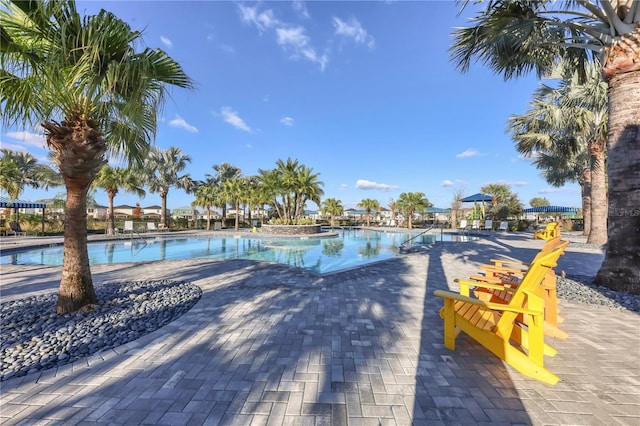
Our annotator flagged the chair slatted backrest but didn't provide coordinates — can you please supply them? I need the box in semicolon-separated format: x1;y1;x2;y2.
492;246;565;340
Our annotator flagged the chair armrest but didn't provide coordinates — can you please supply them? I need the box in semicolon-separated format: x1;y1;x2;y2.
455;278;517;292
433;290;543;316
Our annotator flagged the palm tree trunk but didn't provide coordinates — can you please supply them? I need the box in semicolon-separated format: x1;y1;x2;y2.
581;168;592;236
161;192;168;227
206;207;211;231
595;69;640;294
57;184;97;312
107;192;116;236
588;141;607;245
234;201;240;230
43;113;104;313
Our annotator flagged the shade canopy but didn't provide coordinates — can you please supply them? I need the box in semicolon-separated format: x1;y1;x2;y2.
461;193;493;203
523;206;579;213
0;196;46;209
426;207;451;213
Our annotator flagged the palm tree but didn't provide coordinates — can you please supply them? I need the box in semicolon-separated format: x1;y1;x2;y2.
192;177;218;231
451;0;639;292
0;157;22;198
358;198;380;226
388;198;398;226
260;158;324;224
293;165;324;220
0;149;62;196
212;163;241;221
221;176;247;231
322;198;344;228
145;147;193;227
450;190;465;229
93;165;145;235
1;1;193;311
507;62;608;244
397;192;429;230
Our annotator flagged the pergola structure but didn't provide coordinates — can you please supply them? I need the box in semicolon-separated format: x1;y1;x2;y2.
0;196;47;234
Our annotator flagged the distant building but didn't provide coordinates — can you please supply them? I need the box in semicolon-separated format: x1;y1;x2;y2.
172;206;198;221
111;204;136;218
142;205;164;219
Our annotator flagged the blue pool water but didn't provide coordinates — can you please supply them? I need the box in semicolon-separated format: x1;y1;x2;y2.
0;229;471;274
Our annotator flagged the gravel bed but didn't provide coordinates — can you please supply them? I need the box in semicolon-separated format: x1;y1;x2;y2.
0;280;201;381
558;275;640;313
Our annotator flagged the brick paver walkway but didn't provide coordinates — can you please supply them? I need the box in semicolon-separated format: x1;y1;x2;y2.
1;232;639;425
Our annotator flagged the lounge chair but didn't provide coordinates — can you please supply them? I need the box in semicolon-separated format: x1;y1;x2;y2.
157;223;169;231
498;221;509;232
471;219;480;231
459;219;468;230
465;237;569;339
534;222;560;240
147;222;158;232
483;219;493;231
434;245;567;384
124;220;134;234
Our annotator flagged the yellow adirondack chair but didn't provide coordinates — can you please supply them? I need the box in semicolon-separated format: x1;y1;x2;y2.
464;238;569;339
434;246;566;385
534;222;560;240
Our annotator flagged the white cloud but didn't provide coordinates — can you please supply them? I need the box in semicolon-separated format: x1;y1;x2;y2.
4;131;46;149
487;179;528;187
440;179;466;187
0;142;27;152
332;17;375;49
220;107;252;132
280;116;295;126
238;5;279;32
169;116;198;133
340;184;348;190
539;187;579;194
456;148;480;158
276;26;328;70
355;179;399;192
238;4;327;70
160;36;173;48
292;0;310;19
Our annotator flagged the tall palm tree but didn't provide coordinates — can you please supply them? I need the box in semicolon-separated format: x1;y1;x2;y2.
93;165;145;235
192;177;218;231
397;192;429;230
221;176;247;231
212;163;241;221
507;62;608;244
1;1;192;312
0;149;62;195
145;146;193;227
451;0;639;292
293;165;324;220
322;198;344;228
257;168;284;221
358;198;380;226
260;158;324;224
0;157;22;198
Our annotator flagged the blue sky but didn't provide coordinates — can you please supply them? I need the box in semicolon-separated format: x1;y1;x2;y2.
1;0;582;211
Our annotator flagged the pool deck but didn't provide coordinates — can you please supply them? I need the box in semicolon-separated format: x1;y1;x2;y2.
1;230;639;425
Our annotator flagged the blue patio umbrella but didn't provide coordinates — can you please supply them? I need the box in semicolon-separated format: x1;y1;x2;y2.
461;193;493;219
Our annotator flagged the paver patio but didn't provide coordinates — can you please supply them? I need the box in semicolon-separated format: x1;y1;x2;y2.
1;232;639;425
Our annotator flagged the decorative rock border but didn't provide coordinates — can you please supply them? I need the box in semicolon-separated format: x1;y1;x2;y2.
261;224;322;235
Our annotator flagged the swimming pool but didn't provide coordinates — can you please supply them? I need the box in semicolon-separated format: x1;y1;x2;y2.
0;229;470;274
